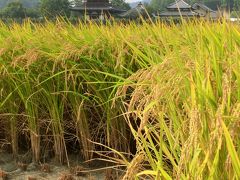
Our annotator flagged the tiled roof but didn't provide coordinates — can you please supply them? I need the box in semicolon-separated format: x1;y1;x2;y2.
120;3;147;18
192;3;214;12
167;0;191;9
159;10;197;17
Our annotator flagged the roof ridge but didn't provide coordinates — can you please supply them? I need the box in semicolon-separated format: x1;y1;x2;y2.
168;0;182;7
167;0;191;9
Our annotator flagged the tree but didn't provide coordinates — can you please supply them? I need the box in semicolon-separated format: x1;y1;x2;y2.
0;0;40;9
111;0;131;10
150;0;173;12
26;8;41;18
144;3;155;15
0;1;26;18
233;0;240;10
40;0;70;18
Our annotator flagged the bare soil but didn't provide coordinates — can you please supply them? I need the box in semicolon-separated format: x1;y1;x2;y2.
0;152;117;180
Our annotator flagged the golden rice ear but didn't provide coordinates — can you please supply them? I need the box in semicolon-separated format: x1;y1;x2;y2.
122;153;145;180
11;48;40;68
0;17;239;180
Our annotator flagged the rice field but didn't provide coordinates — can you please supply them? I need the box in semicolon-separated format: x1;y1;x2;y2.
0;19;240;179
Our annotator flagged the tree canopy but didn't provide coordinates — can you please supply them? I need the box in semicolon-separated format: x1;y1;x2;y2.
0;0;39;8
0;1;26;18
111;0;131;10
40;0;70;18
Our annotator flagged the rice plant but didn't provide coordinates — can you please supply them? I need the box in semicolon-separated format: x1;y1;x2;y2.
0;19;239;179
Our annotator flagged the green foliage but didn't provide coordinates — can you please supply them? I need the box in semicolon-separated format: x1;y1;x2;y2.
0;1;40;19
26;8;40;18
111;0;131;10
150;0;169;11
231;11;240;17
144;3;155;15
0;0;40;8
234;0;240;10
0;2;26;18
40;0;70;18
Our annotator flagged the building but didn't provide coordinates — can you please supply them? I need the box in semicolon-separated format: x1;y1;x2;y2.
159;0;197;19
191;3;219;20
119;2;148;19
158;0;220;20
70;0;126;19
